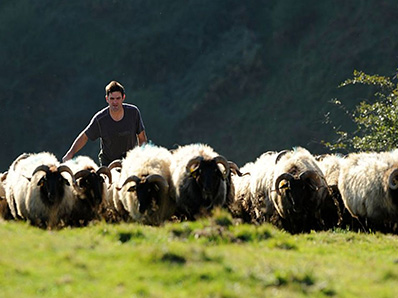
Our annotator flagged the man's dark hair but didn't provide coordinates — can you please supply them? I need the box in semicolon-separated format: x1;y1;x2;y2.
105;81;125;97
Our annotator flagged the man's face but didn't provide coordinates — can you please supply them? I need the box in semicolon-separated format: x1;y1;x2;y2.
106;91;125;112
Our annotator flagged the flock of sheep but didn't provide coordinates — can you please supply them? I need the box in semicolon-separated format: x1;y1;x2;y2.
1;143;398;234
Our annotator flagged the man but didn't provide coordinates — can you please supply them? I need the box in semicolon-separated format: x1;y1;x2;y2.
62;81;147;166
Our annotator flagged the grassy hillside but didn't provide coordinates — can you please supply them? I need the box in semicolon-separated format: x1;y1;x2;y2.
1;0;398;170
1;211;398;297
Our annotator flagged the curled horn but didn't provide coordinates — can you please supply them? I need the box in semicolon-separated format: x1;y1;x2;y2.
25;165;50;183
71;169;90;192
263;151;275;155
32;165;50;176
74;169;91;180
299;170;322;190
315;154;328;161
146;174;169;190
121;175;141;189
186;156;204;173
275;173;294;196
23;165;49;181
97;166;112;184
228;161;249;177
275;150;289;164
58;165;76;184
1;171;7;182
213;155;230;180
388;169;398;190
108;159;122;170
299;170;319;180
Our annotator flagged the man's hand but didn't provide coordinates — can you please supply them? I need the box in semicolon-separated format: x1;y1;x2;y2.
62;152;74;163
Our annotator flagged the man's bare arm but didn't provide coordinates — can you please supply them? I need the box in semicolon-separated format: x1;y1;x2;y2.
62;132;89;162
138;130;147;146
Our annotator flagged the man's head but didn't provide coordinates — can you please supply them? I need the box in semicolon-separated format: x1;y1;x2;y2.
105;81;125;97
105;81;126;113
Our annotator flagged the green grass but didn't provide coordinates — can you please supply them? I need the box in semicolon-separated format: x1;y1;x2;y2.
1;210;398;298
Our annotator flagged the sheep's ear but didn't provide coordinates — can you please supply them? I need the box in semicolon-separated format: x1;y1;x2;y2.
59;176;71;186
190;169;199;179
127;185;137;192
37;177;45;187
22;175;31;182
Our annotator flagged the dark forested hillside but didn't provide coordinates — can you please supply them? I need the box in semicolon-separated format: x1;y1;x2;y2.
1;0;398;170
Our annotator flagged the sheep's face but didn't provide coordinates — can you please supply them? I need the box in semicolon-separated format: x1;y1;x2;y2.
127;181;161;215
387;169;398;209
37;171;70;207
276;171;327;215
278;178;307;214
317;185;343;229
275;171;333;233
390;189;398;209
137;182;161;214
177;155;229;218
77;173;105;208
190;159;225;207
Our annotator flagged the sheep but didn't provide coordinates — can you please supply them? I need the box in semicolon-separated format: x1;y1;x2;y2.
270;147;340;233
223;160;250;221
101;159;125;222
337;150;398;232
229;151;278;224
5;152;76;228
63;156;112;226
316;153;356;229
228;162;254;222
0;171;13;220
171;143;231;220
116;144;176;225
0;171;6;199
316;154;343;187
5;153;31;219
106;160;122;204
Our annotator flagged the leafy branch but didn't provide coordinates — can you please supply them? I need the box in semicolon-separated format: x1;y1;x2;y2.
324;69;398;152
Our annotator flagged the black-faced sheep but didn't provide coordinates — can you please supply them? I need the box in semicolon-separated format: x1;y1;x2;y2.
271;147;340;233
63;156;111;226
5;152;76;228
171;143;230;220
338;150;398;232
116;144;176;225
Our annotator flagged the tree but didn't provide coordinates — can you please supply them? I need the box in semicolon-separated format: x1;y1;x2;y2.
324;69;398;152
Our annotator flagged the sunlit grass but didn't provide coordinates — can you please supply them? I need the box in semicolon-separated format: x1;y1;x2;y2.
1;210;398;297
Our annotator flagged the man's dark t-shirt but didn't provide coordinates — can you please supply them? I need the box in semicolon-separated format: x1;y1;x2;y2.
84;103;145;166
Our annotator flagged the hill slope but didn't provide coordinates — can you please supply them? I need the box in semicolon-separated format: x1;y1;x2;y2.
1;0;398;170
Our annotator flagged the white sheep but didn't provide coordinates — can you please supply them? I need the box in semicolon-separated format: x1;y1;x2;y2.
5;152;76;228
338;150;398;231
228;161;254;221
230;151;278;223
0;171;6;199
171;143;230;220
116;144;176;225
316;153;354;229
0;171;12;220
102;159;124;222
316;154;344;187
